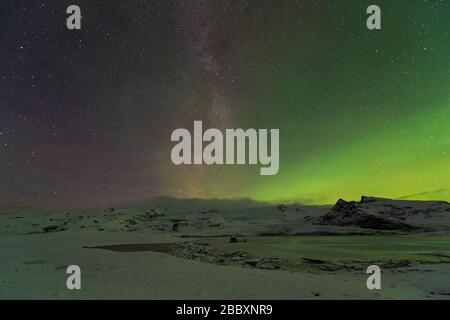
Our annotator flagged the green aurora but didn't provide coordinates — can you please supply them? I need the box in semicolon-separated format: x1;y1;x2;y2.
167;1;449;204
1;1;448;210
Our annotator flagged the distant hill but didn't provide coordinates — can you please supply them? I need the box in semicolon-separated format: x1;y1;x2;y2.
132;196;268;212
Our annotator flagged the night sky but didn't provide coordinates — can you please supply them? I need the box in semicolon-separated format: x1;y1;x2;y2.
0;0;449;212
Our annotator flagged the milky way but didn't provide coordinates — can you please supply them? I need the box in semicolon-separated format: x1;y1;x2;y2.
0;0;448;212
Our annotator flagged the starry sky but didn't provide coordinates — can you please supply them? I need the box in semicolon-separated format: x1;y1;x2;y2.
0;0;449;212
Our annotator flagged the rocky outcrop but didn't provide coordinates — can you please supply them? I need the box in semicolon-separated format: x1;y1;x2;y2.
317;198;420;231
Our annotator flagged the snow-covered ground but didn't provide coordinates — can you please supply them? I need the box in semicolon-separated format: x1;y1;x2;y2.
1;197;449;299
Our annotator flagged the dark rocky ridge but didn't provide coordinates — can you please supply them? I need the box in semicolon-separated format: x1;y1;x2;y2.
316;197;426;231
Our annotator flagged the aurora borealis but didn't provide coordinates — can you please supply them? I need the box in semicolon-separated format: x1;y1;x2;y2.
0;0;449;211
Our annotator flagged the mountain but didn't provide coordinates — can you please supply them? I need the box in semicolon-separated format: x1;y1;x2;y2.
316;196;450;232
